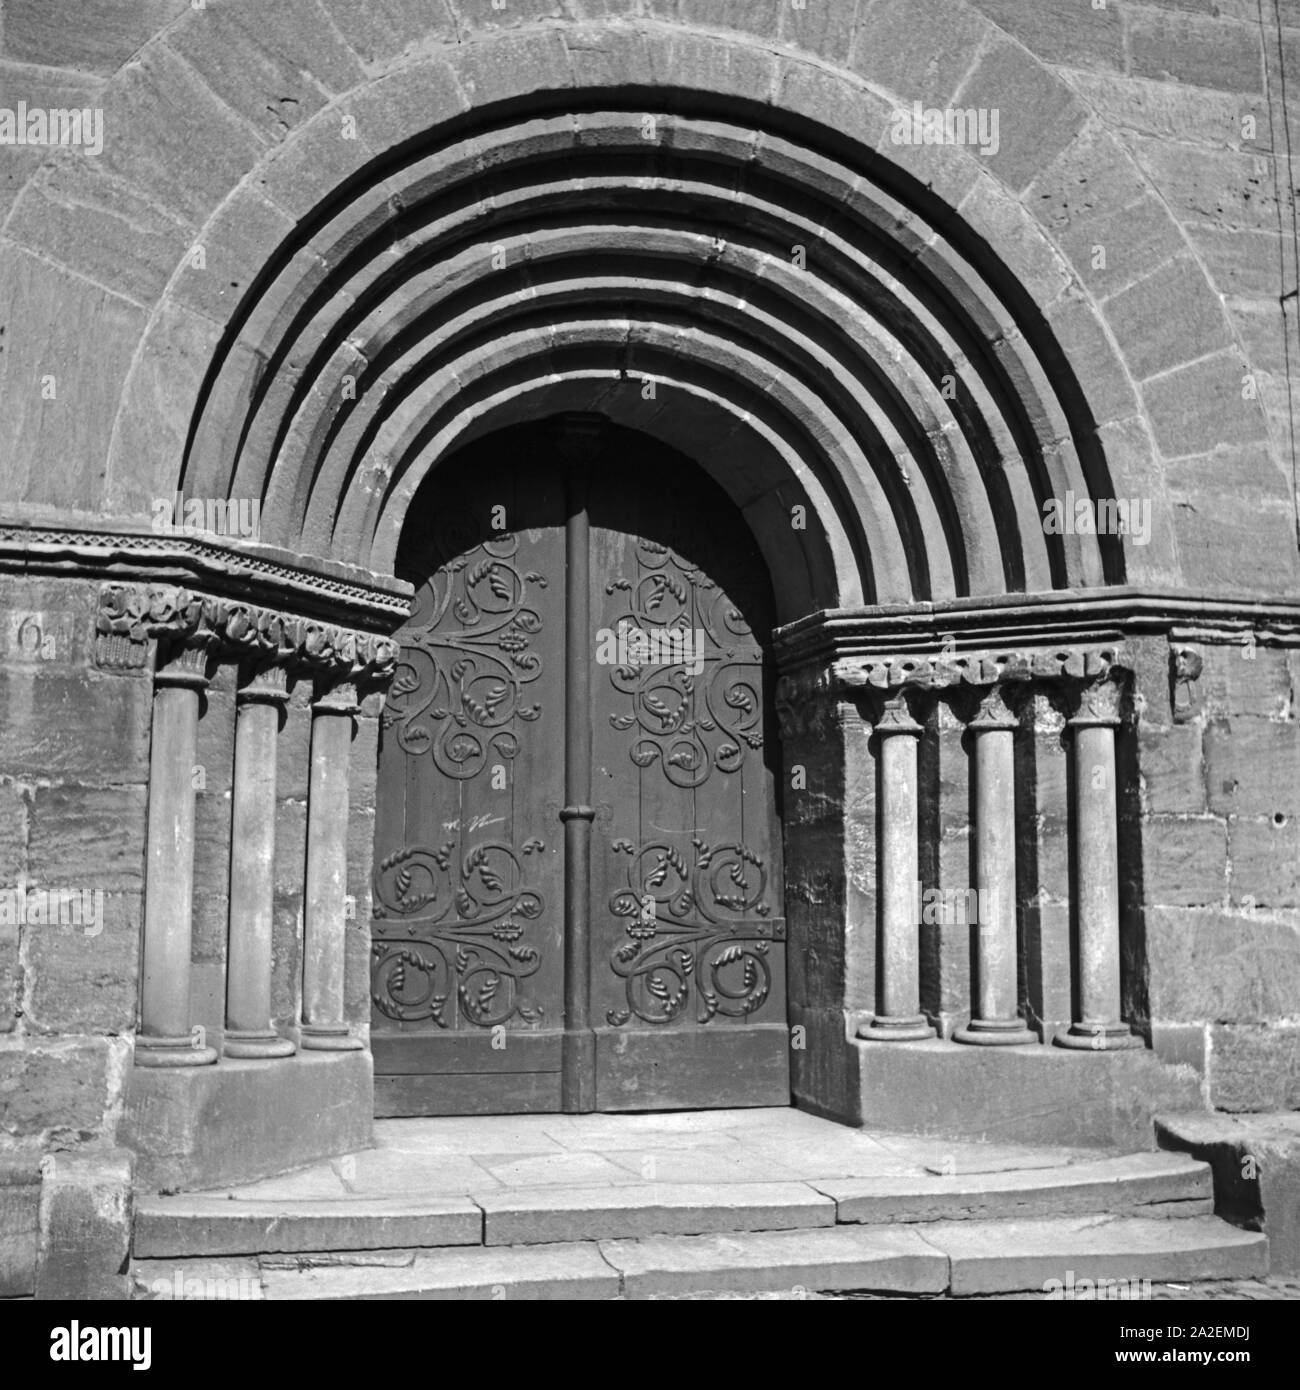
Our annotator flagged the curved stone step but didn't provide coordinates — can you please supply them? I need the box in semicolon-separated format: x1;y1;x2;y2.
130;1214;1267;1300
134;1152;1214;1256
817;1151;1213;1225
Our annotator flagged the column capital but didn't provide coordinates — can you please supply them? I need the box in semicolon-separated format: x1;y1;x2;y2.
313;677;359;716
968;683;1020;731
153;636;216;691
236;660;290;708
874;691;922;736
1068;676;1123;728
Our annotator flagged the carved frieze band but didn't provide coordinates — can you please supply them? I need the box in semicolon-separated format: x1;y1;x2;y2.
775;644;1129;738
94;582;399;681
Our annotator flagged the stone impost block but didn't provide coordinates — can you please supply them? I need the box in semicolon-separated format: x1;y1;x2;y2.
35;1148;134;1301
854;1038;1202;1150
121;1050;373;1191
0;1155;40;1297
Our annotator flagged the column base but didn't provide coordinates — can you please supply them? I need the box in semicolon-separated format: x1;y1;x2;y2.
954;1018;1039;1046
223;1029;296;1060
134;1035;218;1068
300;1024;364;1051
1054;1022;1144;1051
857;1014;936;1042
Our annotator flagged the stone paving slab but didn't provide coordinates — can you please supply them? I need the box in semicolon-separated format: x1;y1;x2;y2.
599;1225;948;1298
473;1151;642;1188
920;1215;1269;1295
818;1152;1212;1225
335;1151;501;1195
478;1182;836;1245
134;1195;483;1258
258;1240;620;1300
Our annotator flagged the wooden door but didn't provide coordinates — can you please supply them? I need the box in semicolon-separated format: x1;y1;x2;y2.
370;422;788;1115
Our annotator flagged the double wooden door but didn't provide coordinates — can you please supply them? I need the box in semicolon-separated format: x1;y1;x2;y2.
370;422;788;1114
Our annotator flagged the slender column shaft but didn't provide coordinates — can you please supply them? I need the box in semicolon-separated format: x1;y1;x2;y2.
301;678;362;1050
1057;679;1140;1050
137;642;218;1067
225;664;294;1058
561;459;596;1112
858;694;934;1042
955;686;1036;1046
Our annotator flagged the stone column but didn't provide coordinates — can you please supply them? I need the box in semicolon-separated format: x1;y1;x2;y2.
224;662;295;1058
1056;678;1140;1050
858;693;935;1041
955;685;1036;1046
136;640;218;1067
301;676;363;1050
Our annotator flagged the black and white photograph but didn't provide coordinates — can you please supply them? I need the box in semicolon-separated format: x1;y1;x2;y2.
0;0;1297;1355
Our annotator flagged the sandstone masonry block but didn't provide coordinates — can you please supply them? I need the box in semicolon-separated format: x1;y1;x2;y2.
1205;717;1300;818
35;1148;133;1301
1;0;188;74
1210;1025;1300;1111
27;784;147;891
1102;256;1232;383
1143;817;1226;908
1127;10;1264;95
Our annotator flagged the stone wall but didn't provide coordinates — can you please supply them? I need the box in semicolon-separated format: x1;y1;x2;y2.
0;0;1297;1196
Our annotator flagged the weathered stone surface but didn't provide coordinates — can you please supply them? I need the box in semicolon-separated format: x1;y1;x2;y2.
122;1051;373;1190
1141;352;1269;460
1209;1025;1300;1112
1127;9;1264;95
0;1039;118;1142
7;162;193;310
0;245;147;508
1229;818;1300;909
135;1195;482;1258
317;0;458;70
0;62;106;223
957;38;1087;194
1102;256;1232;384
1157;1111;1300;1276
165;0;365;145
1065;71;1259;151
479;1182;835;1245
0;670;152;782
927;1214;1266;1295
27;784;147;891
851;0;988;105
1128;141;1285;236
602;1224;947;1297
260;1239;619;1299
1205;717;1300;818
819;1152;1211;1224
1142;817;1226;908
23;892;140;1035
0;1157;40;1297
969;0;1124;72
35;1148;133;1300
1;0;189;74
855;1039;1201;1151
1146;907;1300;1024
1139;724;1205;815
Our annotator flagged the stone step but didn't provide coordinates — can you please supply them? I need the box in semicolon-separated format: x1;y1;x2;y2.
133;1195;483;1259
134;1152;1214;1256
817;1151;1214;1226
130;1214;1267;1300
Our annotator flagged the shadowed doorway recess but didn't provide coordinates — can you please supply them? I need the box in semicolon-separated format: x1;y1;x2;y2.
369;418;789;1115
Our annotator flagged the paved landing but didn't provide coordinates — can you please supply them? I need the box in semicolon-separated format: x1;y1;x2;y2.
201;1108;1102;1202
